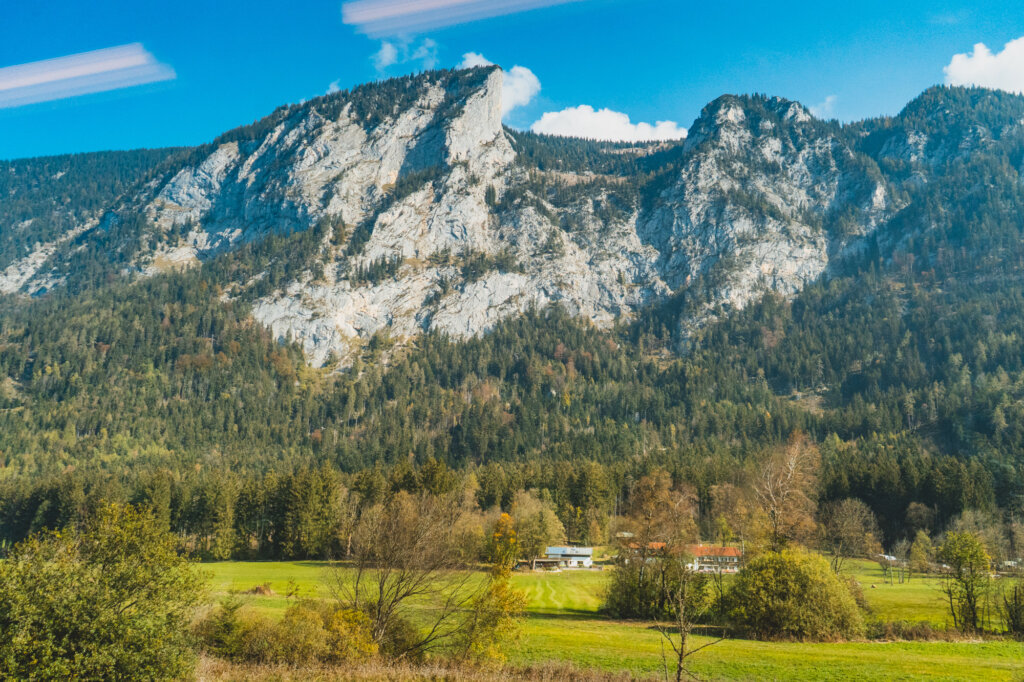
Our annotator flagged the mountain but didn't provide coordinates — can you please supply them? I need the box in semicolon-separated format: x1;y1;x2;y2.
2;69;1024;538
0;67;913;366
0;147;180;293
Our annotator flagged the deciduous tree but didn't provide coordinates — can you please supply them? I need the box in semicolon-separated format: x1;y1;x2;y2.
819;498;882;573
754;433;820;551
939;531;991;633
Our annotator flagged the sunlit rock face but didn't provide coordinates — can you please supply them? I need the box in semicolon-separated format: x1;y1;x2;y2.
8;68;930;367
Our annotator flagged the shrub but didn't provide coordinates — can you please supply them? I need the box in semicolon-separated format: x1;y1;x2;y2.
275;606;331;664
450;567;528;662
603;556;669;620
866;619;947;641
0;504;206;680
197;601;378;664
198;598;247;659
377;614;424;660
231;612;283;663
726;548;865;641
325;608;379;661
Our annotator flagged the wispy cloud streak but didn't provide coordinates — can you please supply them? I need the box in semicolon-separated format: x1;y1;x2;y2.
0;43;175;109
343;0;584;35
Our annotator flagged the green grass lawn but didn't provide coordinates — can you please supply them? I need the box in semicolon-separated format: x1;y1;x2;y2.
204;561;1024;681
842;558;955;626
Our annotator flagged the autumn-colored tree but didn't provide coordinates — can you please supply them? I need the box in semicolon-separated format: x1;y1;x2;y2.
905;502;937;537
487;512;519;567
511;490;565;559
622;471;698;550
819;498;882;573
909;530;935;574
709;482;762;549
332;491;525;661
948;510;1009;565
754;433;820;551
333;491;475;658
604;471;698;619
453;522;527;662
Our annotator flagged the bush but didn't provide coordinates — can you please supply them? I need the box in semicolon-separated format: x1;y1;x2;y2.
726;548;865;641
230;612;283;663
450;568;528;661
377;613;423;660
197;601;378;664
325;608;379;661
0;504;206;680
275;606;332;663
603;557;670;620
866;619;947;641
198;598;248;659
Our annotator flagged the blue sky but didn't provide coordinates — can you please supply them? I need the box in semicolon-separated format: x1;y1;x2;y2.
1;0;1022;159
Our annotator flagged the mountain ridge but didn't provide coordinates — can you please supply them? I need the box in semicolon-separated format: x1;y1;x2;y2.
1;74;1024;539
2;71;1023;370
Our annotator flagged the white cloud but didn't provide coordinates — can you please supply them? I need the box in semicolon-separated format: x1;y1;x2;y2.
343;0;584;37
411;38;438;69
459;52;492;69
502;66;541;117
369;37;437;74
530;105;687;142
0;43;174;109
326;37;439;99
373;41;400;70
457;52;540;118
944;36;1024;94
810;95;837;119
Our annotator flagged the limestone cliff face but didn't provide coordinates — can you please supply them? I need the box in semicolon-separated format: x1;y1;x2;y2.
5;69;975;367
245;88;899;366
640;96;897;333
237;67;668;366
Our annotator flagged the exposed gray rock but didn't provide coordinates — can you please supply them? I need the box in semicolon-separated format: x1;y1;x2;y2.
6;68;931;367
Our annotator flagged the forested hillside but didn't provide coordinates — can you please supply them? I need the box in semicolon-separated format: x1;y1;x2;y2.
0;148;179;270
1;77;1024;557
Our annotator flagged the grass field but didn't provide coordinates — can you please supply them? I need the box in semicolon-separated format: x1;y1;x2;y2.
204;559;1024;681
843;559;956;626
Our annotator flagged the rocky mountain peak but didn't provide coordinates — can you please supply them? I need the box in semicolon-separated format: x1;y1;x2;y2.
139;66;507;261
4;79;1020;370
868;86;1024;172
683;94;815;153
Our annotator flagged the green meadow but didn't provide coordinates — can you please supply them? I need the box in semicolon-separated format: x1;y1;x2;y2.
205;559;1024;681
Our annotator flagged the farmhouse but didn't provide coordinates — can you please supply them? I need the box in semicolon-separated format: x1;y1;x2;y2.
685;544;742;573
626;541;669;555
543;546;594;568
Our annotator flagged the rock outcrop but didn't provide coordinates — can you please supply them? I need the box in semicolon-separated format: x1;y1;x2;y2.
10;70;997;368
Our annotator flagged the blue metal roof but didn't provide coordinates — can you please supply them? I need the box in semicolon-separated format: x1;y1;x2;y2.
545;546;593;556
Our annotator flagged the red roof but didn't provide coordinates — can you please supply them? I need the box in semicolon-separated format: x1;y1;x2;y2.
625;542;741;558
687;544;742;558
627;541;667;551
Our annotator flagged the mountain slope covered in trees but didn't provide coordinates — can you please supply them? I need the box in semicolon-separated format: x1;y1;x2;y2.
2;72;1024;552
